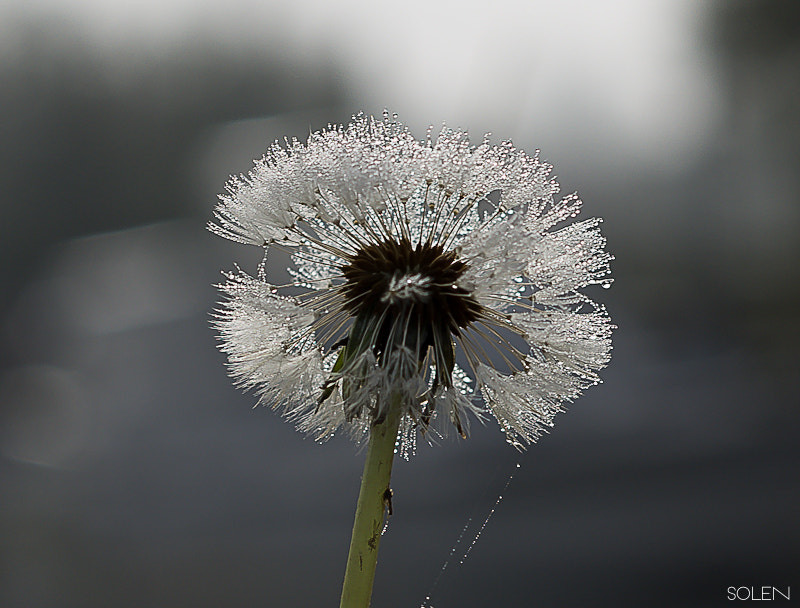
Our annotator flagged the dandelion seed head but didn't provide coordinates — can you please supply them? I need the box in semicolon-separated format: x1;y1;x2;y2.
211;111;614;452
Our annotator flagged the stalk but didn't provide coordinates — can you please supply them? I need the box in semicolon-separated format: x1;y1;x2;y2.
339;406;402;608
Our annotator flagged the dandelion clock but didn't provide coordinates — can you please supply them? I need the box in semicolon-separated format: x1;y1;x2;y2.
210;111;614;608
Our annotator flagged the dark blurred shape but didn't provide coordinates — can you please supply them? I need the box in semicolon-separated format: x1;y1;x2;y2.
603;0;800;379
0;21;345;334
715;0;800;59
706;0;800;374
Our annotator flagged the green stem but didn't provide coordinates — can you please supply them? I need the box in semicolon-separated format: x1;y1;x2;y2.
339;406;402;608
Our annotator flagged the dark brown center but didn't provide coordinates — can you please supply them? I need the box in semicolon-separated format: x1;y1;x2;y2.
340;238;482;334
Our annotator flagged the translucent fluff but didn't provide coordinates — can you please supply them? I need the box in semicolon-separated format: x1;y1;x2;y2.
211;111;613;450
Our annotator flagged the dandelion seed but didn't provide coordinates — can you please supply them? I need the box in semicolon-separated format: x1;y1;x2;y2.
211;111;613;450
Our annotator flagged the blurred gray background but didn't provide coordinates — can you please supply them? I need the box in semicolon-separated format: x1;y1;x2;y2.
1;0;798;606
